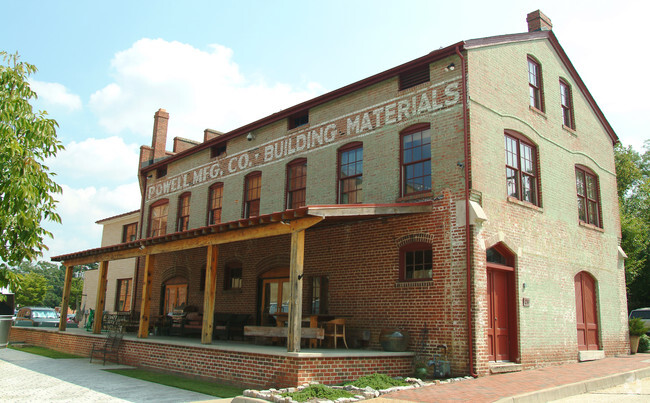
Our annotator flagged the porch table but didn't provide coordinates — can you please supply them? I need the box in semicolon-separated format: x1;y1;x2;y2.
272;313;351;348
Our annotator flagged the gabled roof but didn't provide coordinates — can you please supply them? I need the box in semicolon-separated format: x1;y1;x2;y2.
95;209;140;224
465;30;618;145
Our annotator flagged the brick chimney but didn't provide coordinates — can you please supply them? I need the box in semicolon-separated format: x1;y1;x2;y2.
151;108;169;161
526;10;552;32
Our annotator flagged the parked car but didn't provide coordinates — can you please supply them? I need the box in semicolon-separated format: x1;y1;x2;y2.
629;307;650;334
14;307;78;328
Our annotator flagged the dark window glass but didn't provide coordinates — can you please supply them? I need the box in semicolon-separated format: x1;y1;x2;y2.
208;183;223;225
505;133;539;205
528;58;543;110
287;160;307;209
244;173;262;218
560;80;575;129
402;127;431;195
576;166;601;227
177;193;190;231
339;145;363;204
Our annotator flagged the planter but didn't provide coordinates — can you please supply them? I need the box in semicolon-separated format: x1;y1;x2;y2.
379;329;410;352
0;315;12;349
630;335;641;354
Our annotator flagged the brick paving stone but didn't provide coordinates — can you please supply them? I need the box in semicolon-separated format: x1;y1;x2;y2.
379;354;650;402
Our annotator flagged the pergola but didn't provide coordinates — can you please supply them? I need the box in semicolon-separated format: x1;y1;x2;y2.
53;202;431;352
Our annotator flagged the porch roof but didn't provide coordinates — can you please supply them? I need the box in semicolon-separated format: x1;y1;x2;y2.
52;201;432;266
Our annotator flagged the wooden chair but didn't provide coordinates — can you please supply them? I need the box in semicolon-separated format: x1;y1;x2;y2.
323;318;348;349
90;331;123;365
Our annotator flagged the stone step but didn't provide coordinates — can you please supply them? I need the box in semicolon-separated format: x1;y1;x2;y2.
489;362;523;374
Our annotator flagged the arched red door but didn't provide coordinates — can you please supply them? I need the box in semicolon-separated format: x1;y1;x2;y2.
574;272;599;351
486;245;518;362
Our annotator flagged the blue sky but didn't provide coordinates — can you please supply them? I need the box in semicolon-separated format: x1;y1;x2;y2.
1;0;648;261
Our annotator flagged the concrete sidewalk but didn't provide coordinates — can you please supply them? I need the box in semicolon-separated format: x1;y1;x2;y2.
376;353;650;402
0;347;230;402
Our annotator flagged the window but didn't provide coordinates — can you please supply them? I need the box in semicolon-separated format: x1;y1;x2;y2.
210;143;227;158
399;65;430;90
401;124;432;196
311;276;329;314
560;79;575;129
208;183;223;225
177;193;191;231
286;159;307;209
149;199;169;237
244;172;262;218
288;111;309;130
505;132;539;205
224;262;242;290
122;223;137;243
528;57;543;110
399;243;433;281
115;278;132;312
575;166;601;227
164;279;187;314
156;165;167;178
338;142;363;204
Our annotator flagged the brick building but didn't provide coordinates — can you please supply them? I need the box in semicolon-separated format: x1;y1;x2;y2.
49;10;628;384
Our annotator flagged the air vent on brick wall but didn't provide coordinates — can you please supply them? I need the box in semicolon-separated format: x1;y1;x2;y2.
399;65;430;90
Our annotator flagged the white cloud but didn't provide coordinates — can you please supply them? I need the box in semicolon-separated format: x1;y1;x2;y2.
30;80;82;112
43;182;141;260
48;137;140;185
89;38;325;143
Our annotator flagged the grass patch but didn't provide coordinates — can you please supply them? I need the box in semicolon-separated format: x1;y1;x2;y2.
9;345;82;359
345;373;409;389
281;384;355;402
105;369;244;398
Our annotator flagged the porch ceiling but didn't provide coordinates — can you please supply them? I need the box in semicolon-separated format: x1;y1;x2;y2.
52;201;432;267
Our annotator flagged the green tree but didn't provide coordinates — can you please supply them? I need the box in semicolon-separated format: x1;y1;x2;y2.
616;141;650;309
0;52;64;295
15;272;50;307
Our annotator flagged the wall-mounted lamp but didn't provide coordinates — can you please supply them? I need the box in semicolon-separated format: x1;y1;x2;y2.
446;63;455;71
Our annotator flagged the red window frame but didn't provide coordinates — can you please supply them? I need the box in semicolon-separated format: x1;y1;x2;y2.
575;165;602;228
400;123;432;196
337;142;363;204
286;158;307;210
148;199;169;237
207;183;224;225
528;57;544;111
399;242;433;282
560;79;575;129
505;131;539;206
122;222;138;243
177;192;191;231
244;171;262;218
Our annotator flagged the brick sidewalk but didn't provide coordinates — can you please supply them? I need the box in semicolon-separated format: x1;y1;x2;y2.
378;353;650;402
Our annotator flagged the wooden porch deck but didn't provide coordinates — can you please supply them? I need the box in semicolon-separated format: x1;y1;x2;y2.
9;326;415;388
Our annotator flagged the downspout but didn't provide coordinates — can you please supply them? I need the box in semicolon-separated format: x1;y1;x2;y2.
456;45;478;378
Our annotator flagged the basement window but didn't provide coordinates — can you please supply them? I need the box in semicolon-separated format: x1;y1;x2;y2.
399;65;430;90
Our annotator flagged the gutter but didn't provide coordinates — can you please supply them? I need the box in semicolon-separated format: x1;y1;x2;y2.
456;45;478;378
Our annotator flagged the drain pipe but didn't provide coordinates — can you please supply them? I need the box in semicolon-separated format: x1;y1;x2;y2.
455;45;477;378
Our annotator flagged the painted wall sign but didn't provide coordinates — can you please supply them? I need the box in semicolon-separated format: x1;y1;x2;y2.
146;78;461;201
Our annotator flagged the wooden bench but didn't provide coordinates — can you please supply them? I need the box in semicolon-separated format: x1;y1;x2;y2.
244;326;324;340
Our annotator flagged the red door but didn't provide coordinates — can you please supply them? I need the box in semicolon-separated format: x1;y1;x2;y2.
575;272;599;351
487;269;511;361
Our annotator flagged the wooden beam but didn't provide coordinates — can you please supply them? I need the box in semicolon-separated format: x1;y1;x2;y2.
58;265;73;331
93;261;108;334
60;216;324;267
287;229;305;352
201;245;219;344
138;254;155;338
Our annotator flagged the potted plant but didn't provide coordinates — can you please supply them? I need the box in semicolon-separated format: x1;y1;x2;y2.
629;317;648;354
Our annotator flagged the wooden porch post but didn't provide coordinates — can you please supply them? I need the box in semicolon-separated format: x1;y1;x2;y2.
93;261;108;334
138;254;155;338
287;229;305;352
58;264;73;331
201;245;219;344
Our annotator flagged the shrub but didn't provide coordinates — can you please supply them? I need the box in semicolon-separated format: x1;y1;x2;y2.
281;384;354;402
345;373;409;389
629;318;648;336
639;334;650;353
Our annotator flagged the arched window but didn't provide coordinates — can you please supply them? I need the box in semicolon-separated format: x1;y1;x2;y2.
401;123;431;196
559;79;575;129
243;171;262;218
528;56;544;111
177;192;191;231
148;199;169;237
286;158;307;209
575;165;602;228
207;182;224;225
505;131;540;206
337;142;363;204
399;242;433;281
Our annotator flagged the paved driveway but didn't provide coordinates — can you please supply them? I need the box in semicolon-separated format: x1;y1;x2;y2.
0;348;226;402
